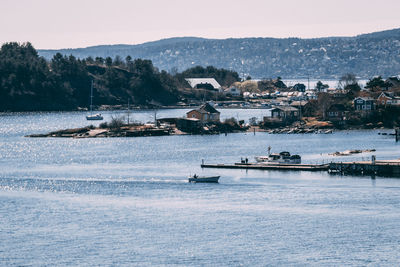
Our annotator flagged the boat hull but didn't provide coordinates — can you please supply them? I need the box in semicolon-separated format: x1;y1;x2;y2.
255;157;301;164
86;114;103;120
188;176;220;183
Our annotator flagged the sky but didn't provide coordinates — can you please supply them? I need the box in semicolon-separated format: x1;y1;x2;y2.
1;0;399;49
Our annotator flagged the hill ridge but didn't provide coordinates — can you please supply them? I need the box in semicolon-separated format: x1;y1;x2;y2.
38;28;400;79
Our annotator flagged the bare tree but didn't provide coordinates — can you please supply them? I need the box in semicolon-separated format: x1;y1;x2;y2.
338;73;358;89
317;93;333;120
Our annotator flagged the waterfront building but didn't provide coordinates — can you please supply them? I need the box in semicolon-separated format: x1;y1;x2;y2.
186;103;220;122
326;104;348;124
268;106;300;122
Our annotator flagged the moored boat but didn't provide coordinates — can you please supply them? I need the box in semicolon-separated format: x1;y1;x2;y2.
255;151;301;164
188;175;220;183
86;113;103;120
86;80;103;121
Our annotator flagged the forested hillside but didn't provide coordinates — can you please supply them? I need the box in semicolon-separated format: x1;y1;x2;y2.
0;42;239;111
39;29;400;79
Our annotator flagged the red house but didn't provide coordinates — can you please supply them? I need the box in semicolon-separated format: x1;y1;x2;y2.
186;103;220;123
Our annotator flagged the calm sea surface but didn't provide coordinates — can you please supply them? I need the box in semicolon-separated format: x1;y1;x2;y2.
1;109;400;266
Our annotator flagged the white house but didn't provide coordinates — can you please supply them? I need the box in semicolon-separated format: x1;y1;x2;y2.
224;86;241;96
185;78;222;92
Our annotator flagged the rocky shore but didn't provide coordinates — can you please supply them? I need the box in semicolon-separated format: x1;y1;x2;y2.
26;119;249;138
26;124;177;138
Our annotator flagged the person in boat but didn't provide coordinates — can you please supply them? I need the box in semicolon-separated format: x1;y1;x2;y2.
193;174;197;178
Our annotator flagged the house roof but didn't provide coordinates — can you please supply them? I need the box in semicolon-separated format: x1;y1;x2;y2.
186;103;220;115
354;97;375;101
185;78;221;89
290;101;308;107
328;104;346;111
386;77;400;87
271;106;298;112
378;92;394;99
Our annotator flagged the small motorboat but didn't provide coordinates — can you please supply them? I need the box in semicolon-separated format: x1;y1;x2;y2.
188;175;220;183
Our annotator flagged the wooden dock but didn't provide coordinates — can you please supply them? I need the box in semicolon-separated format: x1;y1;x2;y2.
329;160;400;176
201;159;400;177
201;163;329;171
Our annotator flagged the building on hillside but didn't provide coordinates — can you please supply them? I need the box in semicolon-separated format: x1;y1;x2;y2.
305;90;317;100
185;78;222;92
353;97;375;111
224;86;241;97
293;83;306;92
377;92;400;106
186;103;220;123
326;104;348;123
327;88;348;98
385;77;400;89
290;100;308;114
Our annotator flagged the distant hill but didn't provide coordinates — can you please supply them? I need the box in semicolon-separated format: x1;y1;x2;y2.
38;29;400;79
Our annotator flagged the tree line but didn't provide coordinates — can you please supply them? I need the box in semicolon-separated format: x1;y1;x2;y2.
0;42;240;111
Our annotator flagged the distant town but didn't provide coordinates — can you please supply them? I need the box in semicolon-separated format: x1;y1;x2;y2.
2;42;400;133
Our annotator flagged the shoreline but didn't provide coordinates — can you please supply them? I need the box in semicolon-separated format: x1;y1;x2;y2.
25;124;396;139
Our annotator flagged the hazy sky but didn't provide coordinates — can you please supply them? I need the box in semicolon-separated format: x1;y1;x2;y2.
1;0;399;49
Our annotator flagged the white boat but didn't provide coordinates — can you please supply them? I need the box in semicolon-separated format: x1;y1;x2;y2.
86;80;103;121
255;151;301;164
86;113;103;120
188;175;220;183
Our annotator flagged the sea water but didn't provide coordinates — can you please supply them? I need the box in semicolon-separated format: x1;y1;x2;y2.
1;110;400;266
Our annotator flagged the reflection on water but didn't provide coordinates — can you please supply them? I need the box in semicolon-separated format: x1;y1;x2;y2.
1;110;400;265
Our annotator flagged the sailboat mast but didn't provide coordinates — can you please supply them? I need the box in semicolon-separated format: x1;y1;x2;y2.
127;98;130;125
90;80;94;113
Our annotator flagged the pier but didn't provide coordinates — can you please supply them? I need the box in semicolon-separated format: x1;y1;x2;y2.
201;162;329;171
201;160;400;177
328;160;400;176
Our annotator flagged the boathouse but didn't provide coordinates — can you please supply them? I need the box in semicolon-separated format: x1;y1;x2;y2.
269;106;300;122
186;103;220;123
